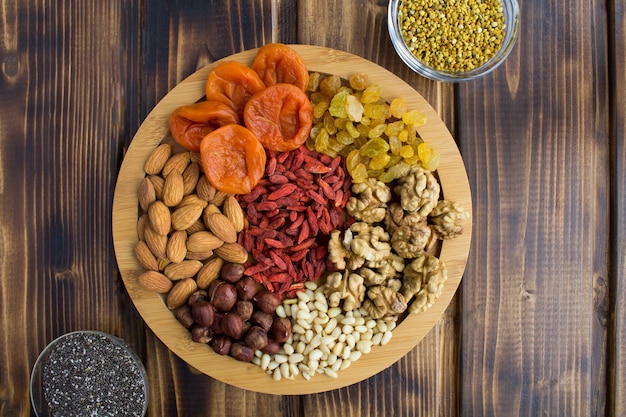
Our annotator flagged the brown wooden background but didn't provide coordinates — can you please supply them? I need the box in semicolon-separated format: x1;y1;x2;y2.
0;0;624;416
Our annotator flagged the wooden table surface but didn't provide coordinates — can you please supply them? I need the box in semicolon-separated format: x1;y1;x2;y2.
1;1;624;416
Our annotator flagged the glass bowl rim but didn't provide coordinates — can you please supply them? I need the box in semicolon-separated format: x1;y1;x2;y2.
30;330;149;417
387;0;520;82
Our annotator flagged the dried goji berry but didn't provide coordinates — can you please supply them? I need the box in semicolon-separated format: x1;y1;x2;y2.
245;263;271;276
291;250;308;262
267;216;285;230
318;179;336;200
268;174;289;184
307;189;326;205
269;251;288;270
290;238;315;252
264;238;287;249
297;221;310;245
255;201;278;211
267;183;298;200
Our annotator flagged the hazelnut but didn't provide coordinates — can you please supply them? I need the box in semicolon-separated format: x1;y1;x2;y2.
232;300;254;321
207;279;221;298
261;338;281;355
187;290;208;306
211;312;226;335
191;325;213;344
221;313;244;339
235;276;259;301
269;317;291;343
210;282;238;312
211;335;232;355
250;310;273;332
229;343;254;362
220;263;245;283
244;326;268;350
241;320;251;336
254;291;281;313
175;305;194;328
191;301;215;327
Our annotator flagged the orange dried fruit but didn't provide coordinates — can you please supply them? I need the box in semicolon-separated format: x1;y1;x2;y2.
200;124;266;195
243;83;313;152
205;61;266;117
169;100;240;152
251;43;309;91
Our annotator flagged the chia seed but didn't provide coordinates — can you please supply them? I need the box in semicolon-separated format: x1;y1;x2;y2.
40;332;147;416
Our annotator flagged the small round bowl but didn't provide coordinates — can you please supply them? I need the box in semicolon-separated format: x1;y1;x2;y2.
30;330;149;417
388;0;519;82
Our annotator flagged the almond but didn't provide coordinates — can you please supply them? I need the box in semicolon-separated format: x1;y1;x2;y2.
138;177;156;212
144;143;172;175
209;190;230;206
166;230;187;263
186;218;207;234
134;241;159;271
196;257;224;289
162;151;190;178
177;194;208;209
164;260;203;280
182;162;201;195
190;151;202;165
162;170;184;207
204;204;221;216
196;175;217;202
137;214;148;241
167;278;198;309
147;200;171;235
149;175;165;199
187;231;224;253
171;203;204;231
185;250;214;261
215;242;249;264
138;270;173;293
158;257;171;271
223;196;245;233
204;212;237;243
144;223;168;259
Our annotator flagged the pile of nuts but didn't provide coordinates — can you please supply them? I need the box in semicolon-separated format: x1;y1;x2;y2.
253;281;394;380
134;144;292;362
177;264;292;361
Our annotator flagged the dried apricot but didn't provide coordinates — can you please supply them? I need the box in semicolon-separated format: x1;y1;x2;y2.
206;61;266;117
243;83;313;152
169;100;240;152
252;43;309;91
200;124;266;195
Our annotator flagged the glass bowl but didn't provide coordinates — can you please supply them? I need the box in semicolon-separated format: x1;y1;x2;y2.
30;330;149;417
388;0;519;82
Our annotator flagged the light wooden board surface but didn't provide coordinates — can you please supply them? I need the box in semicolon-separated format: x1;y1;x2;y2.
112;45;472;395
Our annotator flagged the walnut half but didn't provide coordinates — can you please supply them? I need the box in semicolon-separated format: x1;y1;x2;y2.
363;286;407;321
402;255;447;314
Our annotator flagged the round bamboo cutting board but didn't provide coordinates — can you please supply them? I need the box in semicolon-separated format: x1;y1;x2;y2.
112;45;472;395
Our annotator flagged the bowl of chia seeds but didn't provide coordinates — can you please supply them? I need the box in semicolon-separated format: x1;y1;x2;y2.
388;0;519;82
30;330;149;417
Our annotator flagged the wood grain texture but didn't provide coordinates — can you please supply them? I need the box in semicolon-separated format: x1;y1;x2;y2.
0;1;142;415
609;0;626;415
457;1;610;416
141;0;289;115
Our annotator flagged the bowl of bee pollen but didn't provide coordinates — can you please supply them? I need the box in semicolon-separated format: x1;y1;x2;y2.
388;0;520;82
